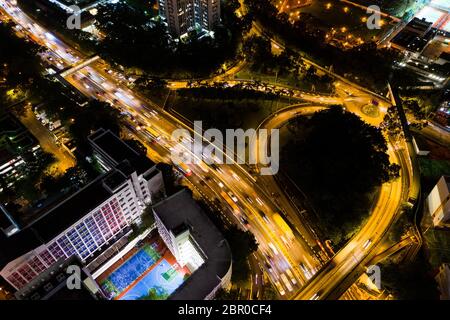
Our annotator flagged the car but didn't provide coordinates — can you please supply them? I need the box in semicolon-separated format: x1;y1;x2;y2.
309;293;320;300
239;216;249;225
362;239;372;250
228;191;238;203
268;242;279;255
258;210;270;223
256;197;264;206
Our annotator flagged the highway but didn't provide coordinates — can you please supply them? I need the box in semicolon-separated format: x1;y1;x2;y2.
257;105;412;300
0;0;421;300
237;0;421;299
0;0;326;298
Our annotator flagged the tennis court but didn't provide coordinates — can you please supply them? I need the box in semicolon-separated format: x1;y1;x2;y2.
119;259;187;300
101;244;161;297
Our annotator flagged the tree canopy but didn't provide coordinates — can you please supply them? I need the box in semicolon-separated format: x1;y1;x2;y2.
282;107;399;245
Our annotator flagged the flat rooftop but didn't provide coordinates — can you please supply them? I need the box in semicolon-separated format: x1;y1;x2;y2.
0;112;39;165
89;128;155;175
0;169;125;268
152;189;232;300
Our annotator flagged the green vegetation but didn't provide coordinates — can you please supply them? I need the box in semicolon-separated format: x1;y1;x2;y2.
125;0;158;15
156;163;183;196
291;0;390;40
241;36;334;92
282;107;399;246
94;0;250;77
224;225;258;283
380;253;439;299
244;0;415;91
423;228;450;269
353;0;427;19
138;286;169;300
401;91;444;120
68;100;122;155
0;22;43;102
418;158;450;192
172;85;293;130
215;288;241;300
130;205;156;239
389;212;413;243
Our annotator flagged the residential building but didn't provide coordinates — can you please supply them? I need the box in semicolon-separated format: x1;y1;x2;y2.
0;129;165;292
14;255;103;300
158;0;220;37
426;175;450;227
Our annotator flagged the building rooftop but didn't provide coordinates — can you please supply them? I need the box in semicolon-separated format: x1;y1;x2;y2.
391;30;431;52
0;169;123;268
0;112;39;165
15;256;99;300
152;189;232;300
89;128;154;175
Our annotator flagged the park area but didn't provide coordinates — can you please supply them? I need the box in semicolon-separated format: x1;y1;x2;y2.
97;236;190;300
283;0;395;45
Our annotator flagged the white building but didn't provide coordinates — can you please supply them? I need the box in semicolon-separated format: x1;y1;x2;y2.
153;189;232;300
426;175;450;227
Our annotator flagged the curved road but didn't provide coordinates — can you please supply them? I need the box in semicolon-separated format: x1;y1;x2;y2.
256;103;413;300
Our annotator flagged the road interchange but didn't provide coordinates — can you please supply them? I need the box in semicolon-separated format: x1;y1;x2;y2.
0;0;418;299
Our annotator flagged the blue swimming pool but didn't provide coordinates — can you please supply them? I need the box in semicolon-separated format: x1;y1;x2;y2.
120;259;186;300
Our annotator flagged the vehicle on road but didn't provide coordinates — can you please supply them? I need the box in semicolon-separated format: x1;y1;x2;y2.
272;213;295;240
309;293;320;300
174;161;192;177
362;239;372;250
227;191;238;203
280;273;293;292
258;210;270;223
274;281;286;296
198;160;209;173
285;269;297;285
145;126;161;141
220;191;240;215
268;242;279;255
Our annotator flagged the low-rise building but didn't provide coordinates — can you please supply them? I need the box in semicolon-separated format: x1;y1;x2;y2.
153;189;232;300
0;112;42;188
14;255;102;300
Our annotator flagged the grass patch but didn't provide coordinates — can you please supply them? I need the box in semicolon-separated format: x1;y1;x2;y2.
418;158;450;192
423;228;450;269
295;0;393;41
170;88;293;130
